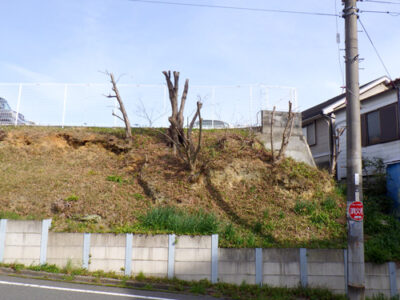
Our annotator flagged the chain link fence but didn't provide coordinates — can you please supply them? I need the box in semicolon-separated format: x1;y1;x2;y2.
0;83;297;128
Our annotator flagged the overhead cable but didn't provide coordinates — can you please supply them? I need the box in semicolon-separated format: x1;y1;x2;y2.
128;0;340;17
360;9;400;15
358;18;392;79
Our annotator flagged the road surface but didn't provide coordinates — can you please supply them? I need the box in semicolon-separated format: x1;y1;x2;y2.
0;275;218;300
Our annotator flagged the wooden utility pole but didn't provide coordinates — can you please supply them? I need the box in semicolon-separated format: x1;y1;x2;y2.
343;0;365;299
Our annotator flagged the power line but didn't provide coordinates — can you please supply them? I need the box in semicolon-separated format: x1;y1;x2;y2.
361;0;400;4
128;0;340;17
360;9;400;15
358;17;392;78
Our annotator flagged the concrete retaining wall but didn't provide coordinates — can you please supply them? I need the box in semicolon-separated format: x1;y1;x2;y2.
2;220;42;265
219;248;255;285
131;234;168;277
257;110;316;166
0;219;399;298
263;248;301;288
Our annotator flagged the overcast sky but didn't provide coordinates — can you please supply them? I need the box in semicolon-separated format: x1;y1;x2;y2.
0;0;399;124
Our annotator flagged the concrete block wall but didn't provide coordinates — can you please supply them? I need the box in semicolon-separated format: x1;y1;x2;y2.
131;234;169;277
47;233;83;268
307;249;346;294
365;263;391;298
174;236;212;281
0;219;399;298
89;234;125;274
219;248;255;285
263;248;300;287
2;220;43;265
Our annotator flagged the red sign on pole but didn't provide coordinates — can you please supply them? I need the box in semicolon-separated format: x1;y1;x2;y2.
349;201;364;221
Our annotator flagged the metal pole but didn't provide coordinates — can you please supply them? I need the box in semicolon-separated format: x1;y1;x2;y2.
343;0;365;299
15;84;22;126
62;84;68;128
249;85;253;126
212;87;216;127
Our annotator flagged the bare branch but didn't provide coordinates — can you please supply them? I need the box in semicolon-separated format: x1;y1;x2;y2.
104;72;133;141
276;101;295;162
270;106;276;163
112;112;125;122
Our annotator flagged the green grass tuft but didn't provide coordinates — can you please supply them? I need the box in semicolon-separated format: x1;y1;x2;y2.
139;206;219;235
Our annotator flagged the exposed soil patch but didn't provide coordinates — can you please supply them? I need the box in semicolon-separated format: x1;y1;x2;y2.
0;126;346;247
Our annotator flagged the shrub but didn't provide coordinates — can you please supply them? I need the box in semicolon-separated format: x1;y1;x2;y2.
139;206;219;235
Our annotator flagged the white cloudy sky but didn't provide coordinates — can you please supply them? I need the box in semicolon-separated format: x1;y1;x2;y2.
0;0;399;125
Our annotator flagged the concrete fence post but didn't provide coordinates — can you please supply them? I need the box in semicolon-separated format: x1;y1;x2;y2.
211;234;219;284
40;219;52;265
0;219;7;263
82;233;91;269
388;262;398;297
344;249;348;295
168;234;175;279
125;233;133;276
299;248;308;287
255;248;263;286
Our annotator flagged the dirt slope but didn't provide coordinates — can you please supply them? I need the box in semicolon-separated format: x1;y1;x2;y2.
0;126;346;248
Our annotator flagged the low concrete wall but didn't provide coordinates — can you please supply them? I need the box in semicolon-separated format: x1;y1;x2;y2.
131;234;168;277
0;219;399;298
263;248;300;288
219;248;255;285
307;249;346;294
3;220;42;265
365;263;391;298
47;232;83;268
89;233;125;274
175;236;212;281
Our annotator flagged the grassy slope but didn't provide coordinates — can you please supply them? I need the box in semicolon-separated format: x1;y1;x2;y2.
0;126;346;249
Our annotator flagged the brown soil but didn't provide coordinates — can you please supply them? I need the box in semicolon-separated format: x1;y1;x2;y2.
0;126;346;247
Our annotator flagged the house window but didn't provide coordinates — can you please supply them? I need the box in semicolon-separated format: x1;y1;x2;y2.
362;103;399;146
303;122;316;146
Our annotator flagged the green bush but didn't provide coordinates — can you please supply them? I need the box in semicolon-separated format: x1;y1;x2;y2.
364;194;400;263
139;206;219;235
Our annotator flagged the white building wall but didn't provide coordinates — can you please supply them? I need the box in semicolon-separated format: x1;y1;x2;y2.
335;90;400;180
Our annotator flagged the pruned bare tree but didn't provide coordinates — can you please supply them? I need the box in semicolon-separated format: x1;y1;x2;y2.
162;70;203;174
135;98;166;127
330;127;345;176
162;70;189;155
270;106;276;163
268;101;295;164
275;101;295;163
104;72;133;141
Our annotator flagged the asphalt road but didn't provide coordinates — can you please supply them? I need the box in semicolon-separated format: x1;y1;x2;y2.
0;275;218;300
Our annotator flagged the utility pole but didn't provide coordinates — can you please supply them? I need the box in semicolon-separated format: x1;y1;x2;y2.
343;0;365;299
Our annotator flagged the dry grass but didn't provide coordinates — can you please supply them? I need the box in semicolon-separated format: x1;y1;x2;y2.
0;126;346;247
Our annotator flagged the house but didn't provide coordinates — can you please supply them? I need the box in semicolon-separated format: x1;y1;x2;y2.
301;76;400;180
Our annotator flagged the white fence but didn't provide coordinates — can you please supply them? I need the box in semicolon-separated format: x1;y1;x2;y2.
0;83;297;128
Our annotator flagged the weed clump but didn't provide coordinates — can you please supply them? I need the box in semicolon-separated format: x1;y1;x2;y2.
139;206;218;235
